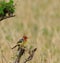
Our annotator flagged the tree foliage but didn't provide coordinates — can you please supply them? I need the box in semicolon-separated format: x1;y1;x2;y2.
0;0;15;16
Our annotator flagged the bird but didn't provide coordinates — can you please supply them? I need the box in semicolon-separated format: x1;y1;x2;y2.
12;35;28;49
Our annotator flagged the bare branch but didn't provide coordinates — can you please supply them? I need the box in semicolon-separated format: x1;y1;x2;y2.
0;15;15;21
14;46;25;63
24;48;37;63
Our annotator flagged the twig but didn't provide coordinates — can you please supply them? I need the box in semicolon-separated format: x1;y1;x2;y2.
24;48;37;63
0;15;15;21
14;46;25;63
13;44;37;63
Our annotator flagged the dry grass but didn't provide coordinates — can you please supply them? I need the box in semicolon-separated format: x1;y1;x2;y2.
0;0;60;63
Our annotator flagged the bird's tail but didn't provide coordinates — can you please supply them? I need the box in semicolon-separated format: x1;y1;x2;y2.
12;44;18;49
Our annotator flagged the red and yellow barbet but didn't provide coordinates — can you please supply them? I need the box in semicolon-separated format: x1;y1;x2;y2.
12;35;28;49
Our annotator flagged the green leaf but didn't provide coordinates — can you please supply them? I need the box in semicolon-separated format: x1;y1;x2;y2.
0;0;15;15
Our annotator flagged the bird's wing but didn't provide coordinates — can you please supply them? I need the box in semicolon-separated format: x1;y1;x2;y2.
17;38;24;43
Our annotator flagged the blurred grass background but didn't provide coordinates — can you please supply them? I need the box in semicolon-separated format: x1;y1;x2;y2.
0;0;60;63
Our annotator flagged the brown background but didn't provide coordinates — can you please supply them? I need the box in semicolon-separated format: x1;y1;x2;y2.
0;0;60;63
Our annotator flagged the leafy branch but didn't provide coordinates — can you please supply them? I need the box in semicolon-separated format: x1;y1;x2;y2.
0;0;15;21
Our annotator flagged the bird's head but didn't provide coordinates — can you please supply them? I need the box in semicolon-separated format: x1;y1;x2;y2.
23;35;28;41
